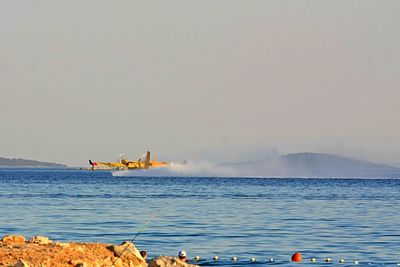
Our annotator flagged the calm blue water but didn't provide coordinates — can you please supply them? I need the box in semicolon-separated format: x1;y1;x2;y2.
0;169;399;266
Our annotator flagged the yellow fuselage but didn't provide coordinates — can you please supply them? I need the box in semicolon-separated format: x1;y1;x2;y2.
94;160;168;170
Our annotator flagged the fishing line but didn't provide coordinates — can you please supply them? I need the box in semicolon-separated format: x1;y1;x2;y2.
110;209;159;267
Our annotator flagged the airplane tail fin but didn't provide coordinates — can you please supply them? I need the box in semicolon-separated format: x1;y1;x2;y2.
144;151;150;169
89;160;99;165
89;160;96;171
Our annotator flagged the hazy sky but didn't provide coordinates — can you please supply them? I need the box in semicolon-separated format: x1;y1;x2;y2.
1;1;399;166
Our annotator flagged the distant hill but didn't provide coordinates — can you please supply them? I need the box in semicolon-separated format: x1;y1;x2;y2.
0;157;67;168
228;152;400;178
279;153;400;178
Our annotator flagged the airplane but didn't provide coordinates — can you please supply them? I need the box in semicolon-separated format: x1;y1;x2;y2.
89;151;168;171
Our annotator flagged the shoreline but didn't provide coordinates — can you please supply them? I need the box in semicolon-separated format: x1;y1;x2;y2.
0;235;198;267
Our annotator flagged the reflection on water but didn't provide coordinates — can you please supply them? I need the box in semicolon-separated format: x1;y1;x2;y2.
0;169;400;266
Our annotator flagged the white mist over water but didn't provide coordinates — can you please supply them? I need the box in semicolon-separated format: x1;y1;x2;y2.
111;153;400;178
111;160;272;177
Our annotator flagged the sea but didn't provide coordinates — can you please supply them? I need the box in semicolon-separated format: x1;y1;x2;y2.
0;169;399;266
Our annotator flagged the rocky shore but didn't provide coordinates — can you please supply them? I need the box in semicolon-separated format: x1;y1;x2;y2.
0;235;199;267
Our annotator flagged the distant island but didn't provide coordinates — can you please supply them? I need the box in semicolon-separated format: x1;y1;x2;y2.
279;153;400;178
230;152;400;178
0;157;67;168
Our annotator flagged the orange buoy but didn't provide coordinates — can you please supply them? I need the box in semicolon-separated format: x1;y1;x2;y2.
291;252;302;262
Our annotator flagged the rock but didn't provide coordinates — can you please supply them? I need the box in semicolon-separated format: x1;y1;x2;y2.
2;235;26;245
54;242;70;247
107;241;140;258
148;256;199;267
0;238;145;267
29;236;52;245
12;259;30;267
106;241;147;267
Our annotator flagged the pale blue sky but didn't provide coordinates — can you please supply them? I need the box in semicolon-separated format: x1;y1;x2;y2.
1;1;399;166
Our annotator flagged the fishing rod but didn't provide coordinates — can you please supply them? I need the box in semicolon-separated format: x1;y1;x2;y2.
111;209;159;267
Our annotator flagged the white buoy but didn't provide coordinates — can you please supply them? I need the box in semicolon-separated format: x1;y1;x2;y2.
339;259;345;263
250;257;256;262
213;256;219;261
194;256;201;261
325;258;332;263
231;256;238;261
354;260;359;264
311;258;317;262
269;258;274;262
397;263;400;266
